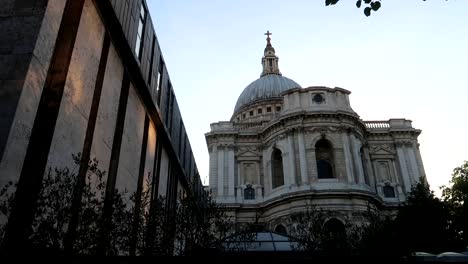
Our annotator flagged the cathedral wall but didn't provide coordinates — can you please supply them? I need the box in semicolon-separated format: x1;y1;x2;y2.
282;88;356;115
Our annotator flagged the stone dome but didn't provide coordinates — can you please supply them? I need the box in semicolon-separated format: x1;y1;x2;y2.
234;74;301;113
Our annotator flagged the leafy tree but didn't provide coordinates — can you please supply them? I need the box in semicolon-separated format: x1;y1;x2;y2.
289;205;369;256
325;0;381;17
394;177;454;255
326;0;448;17
174;191;227;255
442;161;468;248
356;208;397;256
0;154;251;256
287;177;457;257
136;182;254;256
0;154;132;255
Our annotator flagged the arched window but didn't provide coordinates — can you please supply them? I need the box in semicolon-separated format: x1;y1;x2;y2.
274;224;287;235
271;148;284;188
323;218;346;254
383;185;395;198
315;139;334;179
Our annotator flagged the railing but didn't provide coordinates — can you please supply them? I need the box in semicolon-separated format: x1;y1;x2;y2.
364;121;391;129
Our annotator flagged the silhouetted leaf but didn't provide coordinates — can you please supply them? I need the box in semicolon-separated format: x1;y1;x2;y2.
356;0;362;8
371;1;381;11
364;0;371;3
364;7;372;16
325;0;339;6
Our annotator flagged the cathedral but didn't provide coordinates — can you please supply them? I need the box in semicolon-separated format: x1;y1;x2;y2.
205;32;426;234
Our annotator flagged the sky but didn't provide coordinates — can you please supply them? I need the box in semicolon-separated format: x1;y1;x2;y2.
147;0;468;196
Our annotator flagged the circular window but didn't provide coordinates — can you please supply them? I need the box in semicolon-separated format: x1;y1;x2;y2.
312;94;324;104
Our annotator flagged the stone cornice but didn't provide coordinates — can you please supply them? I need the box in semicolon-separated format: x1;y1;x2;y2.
217;188;391;211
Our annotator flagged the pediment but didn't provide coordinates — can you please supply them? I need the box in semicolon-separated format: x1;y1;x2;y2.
372;148;394;155
237;150;259;157
369;144;395;155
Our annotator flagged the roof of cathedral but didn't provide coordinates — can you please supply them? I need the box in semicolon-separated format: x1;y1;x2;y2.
234;74;301;113
233;31;301;113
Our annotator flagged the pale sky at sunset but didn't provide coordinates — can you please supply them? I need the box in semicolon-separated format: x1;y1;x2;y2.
147;0;468;196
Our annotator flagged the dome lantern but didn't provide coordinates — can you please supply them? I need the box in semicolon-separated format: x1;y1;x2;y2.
261;30;281;77
233;31;301;114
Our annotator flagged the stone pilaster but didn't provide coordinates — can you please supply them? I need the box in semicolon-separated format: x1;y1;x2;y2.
287;133;297;185
297;131;308;185
406;145;420;183
414;143;426;178
209;145;218;191
396;145;411;193
217;146;225;196
227;146;235;196
363;146;375;190
351;135;365;184
341;133;355;183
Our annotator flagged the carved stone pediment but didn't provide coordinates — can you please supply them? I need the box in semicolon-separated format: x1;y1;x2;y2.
238;150;259;157
236;146;260;156
369;143;395;155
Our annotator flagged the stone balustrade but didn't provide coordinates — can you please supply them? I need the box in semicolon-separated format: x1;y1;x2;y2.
364;119;414;130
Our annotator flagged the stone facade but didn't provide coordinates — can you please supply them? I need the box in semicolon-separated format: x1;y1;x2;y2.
206;34;425;234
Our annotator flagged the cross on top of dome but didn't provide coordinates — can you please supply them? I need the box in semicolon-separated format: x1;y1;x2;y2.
265;30;272;44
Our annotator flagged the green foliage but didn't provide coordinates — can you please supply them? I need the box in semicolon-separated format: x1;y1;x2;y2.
395;177;456;255
0;154;132;255
288;176;462;256
442;161;468;247
325;0;381;17
0;181;15;242
289;206;331;253
327;0;449;17
29;167;76;251
442;161;468;205
357;208;398;256
289;205;369;256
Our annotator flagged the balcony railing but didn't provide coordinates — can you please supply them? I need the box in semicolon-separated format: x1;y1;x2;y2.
364;121;391;129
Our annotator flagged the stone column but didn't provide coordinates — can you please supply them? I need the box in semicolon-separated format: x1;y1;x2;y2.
263;147;270;194
217;146;225;197
282;152;291;186
341;133;355;183
396;145;411;193
288;133;297;185
228;146;235;197
209;145;218;191
297;131;308;185
351;135;365;184
406;144;420;183
363;146;375;190
414;143;426;178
